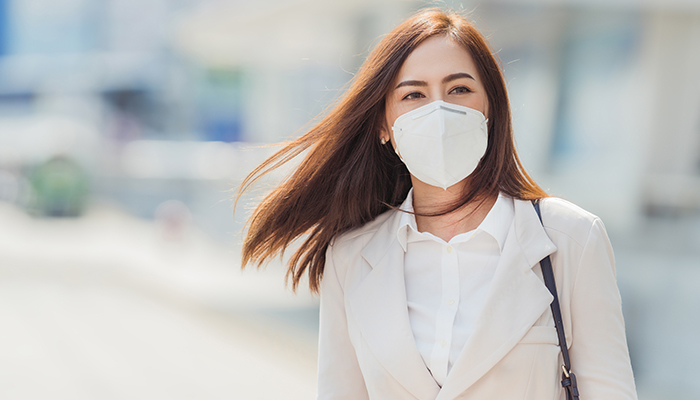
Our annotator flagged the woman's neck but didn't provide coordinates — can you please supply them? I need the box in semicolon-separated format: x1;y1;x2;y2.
411;177;497;243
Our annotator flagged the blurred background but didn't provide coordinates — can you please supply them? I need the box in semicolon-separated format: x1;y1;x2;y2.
0;0;698;398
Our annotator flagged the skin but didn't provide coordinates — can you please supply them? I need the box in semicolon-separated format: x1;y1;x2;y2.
382;35;497;242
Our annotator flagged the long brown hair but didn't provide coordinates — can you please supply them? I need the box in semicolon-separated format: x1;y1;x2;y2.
236;8;546;293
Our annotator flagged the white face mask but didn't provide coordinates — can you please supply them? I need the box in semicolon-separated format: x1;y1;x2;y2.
391;100;488;189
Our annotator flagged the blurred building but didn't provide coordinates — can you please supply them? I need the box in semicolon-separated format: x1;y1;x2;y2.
169;0;700;234
0;0;697;229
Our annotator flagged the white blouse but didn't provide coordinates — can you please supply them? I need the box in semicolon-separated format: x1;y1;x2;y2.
398;190;514;387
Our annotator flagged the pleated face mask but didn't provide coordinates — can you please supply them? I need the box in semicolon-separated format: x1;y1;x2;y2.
391;100;488;189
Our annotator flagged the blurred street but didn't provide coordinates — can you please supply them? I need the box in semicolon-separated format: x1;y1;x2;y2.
613;224;700;399
2;199;699;399
0;0;699;398
0;203;318;400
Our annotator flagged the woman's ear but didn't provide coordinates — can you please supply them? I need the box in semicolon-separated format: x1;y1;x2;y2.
379;123;391;145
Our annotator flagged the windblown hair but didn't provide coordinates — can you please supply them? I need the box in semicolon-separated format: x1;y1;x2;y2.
236;8;547;293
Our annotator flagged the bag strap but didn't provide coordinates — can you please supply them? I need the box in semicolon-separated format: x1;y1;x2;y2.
532;200;580;400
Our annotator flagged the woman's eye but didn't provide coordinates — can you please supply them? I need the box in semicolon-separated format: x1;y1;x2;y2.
450;86;472;94
402;92;425;100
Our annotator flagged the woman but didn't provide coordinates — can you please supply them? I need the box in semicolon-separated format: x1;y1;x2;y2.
237;8;637;400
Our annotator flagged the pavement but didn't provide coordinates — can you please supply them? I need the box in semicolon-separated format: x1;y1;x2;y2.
2;201;700;400
0;202;319;400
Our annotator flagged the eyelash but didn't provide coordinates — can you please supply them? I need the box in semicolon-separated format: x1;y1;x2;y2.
402;92;425;100
450;86;472;94
401;86;473;100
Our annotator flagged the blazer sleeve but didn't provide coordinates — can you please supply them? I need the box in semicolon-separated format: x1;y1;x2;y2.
317;242;370;400
568;218;638;399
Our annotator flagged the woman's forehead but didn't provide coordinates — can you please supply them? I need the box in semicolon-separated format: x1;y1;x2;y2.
395;36;478;82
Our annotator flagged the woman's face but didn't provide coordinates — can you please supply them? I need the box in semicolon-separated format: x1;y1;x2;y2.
382;35;489;145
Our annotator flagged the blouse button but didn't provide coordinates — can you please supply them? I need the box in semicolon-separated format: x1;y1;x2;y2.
446;245;453;253
447;299;455;306
440;340;447;348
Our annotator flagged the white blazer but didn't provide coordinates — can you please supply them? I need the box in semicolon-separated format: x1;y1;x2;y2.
317;196;637;400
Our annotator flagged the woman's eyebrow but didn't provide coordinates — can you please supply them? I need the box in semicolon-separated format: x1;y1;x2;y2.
395;72;476;90
442;72;475;83
395;79;427;89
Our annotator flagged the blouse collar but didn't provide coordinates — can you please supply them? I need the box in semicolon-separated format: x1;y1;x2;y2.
396;188;514;252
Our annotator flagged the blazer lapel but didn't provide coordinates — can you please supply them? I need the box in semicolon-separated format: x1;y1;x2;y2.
437;199;558;400
348;210;441;400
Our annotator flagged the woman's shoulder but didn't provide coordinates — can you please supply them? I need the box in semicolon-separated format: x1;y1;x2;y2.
331;208;397;251
324;208;398;282
536;196;606;248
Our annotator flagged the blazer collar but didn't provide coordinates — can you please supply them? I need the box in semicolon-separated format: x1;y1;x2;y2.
437;198;557;399
350;197;557;400
351;209;441;400
511;198;558;268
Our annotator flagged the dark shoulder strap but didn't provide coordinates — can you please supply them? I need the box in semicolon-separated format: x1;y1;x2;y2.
532;200;580;400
